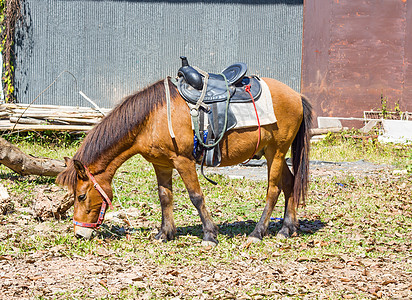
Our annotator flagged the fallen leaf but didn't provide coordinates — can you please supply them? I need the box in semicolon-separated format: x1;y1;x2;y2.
368;286;381;294
297;256;310;262
99;279;108;289
132;275;145;281
28;275;43;281
374;291;382;298
340;277;351;282
166;270;179;276
382;279;396;285
320;241;329;247
241;240;252;250
333;265;345;269
0;255;13;261
200;245;212;252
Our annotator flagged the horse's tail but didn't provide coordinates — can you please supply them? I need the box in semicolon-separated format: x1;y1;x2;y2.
291;94;313;207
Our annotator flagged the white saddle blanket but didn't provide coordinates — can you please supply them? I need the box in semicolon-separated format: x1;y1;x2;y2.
187;79;276;130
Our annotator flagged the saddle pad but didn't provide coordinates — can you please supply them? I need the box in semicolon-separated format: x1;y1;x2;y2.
187;79;276;130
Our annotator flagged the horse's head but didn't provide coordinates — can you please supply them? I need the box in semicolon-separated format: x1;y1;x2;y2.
58;158;113;239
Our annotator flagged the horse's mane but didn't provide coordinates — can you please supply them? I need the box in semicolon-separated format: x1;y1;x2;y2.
56;78;178;190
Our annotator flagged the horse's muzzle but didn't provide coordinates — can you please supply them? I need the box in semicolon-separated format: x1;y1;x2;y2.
74;225;94;239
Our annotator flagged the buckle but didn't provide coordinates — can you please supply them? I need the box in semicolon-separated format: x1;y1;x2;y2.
190;108;199;117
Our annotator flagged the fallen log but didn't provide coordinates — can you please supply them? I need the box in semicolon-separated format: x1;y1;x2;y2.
0;137;66;176
310;127;346;136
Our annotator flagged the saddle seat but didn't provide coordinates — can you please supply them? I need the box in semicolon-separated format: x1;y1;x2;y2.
177;56;262;104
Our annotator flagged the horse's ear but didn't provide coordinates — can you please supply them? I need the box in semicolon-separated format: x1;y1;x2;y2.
73;160;88;181
63;157;71;166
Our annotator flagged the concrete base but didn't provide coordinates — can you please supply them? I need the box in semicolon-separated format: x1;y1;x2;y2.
378;120;412;144
317;117;343;129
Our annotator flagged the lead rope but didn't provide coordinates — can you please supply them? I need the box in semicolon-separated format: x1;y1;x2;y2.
242;84;261;165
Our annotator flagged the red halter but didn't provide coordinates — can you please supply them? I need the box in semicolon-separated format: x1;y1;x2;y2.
72;165;114;228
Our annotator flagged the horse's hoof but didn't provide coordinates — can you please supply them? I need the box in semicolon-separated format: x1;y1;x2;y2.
275;232;288;240
276;229;298;239
201;240;217;247
154;231;169;242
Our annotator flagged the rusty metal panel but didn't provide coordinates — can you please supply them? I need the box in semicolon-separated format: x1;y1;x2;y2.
404;1;412;111
300;0;332;120
302;0;412;126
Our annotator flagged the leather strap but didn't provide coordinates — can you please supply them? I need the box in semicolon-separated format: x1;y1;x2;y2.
191;73;231;149
164;78;175;139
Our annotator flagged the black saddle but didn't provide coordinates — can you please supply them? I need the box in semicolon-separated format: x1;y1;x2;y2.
175;57;263;176
177;56;262;104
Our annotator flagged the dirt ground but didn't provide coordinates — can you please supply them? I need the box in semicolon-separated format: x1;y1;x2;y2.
0;160;411;299
205;159;394;181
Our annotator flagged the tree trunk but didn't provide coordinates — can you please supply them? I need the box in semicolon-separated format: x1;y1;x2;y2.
0;137;66;176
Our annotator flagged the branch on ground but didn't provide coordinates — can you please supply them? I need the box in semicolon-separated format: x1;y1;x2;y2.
0;137;66;176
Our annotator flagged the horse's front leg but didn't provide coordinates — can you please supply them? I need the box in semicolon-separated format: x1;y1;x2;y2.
153;164;176;241
174;157;219;246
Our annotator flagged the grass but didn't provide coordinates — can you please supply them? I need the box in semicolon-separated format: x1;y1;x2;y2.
0;131;411;299
311;131;412;169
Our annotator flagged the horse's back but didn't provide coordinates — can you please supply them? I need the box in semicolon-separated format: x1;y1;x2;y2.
261;77;304;137
262;77;303;114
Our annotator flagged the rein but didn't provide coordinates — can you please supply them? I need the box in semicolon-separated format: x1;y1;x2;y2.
241;84;261;164
72;165;114;228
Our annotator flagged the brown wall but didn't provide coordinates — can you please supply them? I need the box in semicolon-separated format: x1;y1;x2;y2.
301;0;412;127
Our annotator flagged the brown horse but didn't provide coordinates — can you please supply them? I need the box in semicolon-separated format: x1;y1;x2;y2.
56;77;312;245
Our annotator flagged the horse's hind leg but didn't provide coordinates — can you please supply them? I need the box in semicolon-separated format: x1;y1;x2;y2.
174;157;219;246
153;164;176;241
248;154;284;243
277;160;299;239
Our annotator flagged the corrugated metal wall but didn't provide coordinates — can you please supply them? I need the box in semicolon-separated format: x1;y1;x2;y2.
15;0;303;108
301;0;412;124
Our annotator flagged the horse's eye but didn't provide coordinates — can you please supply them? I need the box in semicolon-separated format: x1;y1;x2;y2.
78;194;87;202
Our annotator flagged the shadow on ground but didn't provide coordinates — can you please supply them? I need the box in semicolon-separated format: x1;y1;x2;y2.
98;218;326;241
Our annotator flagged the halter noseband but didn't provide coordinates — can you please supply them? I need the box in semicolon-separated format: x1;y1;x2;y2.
73;165;114;228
